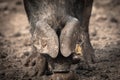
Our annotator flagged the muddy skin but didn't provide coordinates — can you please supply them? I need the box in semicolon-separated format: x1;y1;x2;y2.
23;0;95;79
0;0;120;80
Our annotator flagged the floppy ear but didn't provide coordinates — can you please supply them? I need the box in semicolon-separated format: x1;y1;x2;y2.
60;16;83;57
60;0;93;57
32;21;59;58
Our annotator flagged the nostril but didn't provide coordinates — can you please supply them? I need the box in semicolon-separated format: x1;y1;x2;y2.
72;54;82;64
31;60;36;66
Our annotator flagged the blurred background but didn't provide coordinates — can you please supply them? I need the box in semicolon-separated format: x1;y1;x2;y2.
0;0;120;80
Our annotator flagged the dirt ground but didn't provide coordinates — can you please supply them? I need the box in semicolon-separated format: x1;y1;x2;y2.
0;0;120;80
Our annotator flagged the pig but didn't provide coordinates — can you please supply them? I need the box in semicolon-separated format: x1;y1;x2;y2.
23;0;96;79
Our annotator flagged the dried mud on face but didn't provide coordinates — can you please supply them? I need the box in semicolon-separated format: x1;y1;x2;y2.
0;0;120;80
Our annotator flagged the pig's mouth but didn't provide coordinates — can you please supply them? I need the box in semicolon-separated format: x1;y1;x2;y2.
45;65;71;75
42;53;84;76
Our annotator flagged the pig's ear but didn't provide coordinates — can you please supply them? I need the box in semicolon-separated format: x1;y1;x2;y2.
32;22;59;58
60;17;83;57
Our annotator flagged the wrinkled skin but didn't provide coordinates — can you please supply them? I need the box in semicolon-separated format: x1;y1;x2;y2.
23;0;95;79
